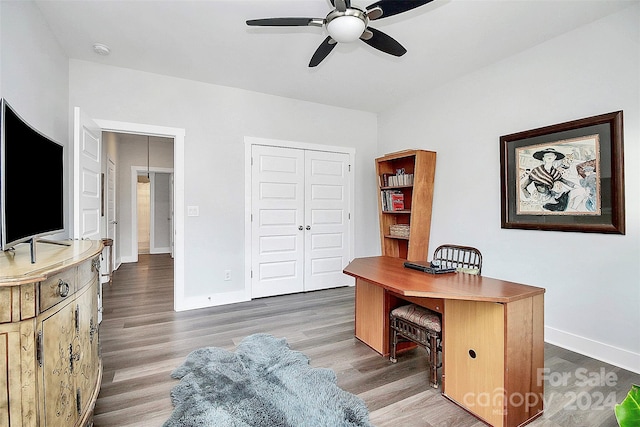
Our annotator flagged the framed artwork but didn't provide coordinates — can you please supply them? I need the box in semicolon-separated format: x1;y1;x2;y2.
500;111;625;234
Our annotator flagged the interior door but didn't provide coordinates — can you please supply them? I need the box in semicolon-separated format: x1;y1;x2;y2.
73;107;102;241
106;156;117;268
251;145;304;298
304;150;351;291
151;172;172;254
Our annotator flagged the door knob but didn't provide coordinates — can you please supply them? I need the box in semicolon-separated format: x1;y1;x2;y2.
306;225;311;230
110;220;118;225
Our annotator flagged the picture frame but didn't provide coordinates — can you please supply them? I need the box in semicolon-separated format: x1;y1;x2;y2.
500;111;625;234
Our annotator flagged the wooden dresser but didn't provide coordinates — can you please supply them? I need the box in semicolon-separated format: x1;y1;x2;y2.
0;240;103;427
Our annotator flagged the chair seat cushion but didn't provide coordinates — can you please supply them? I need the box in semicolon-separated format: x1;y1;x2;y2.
391;304;441;332
456;267;480;275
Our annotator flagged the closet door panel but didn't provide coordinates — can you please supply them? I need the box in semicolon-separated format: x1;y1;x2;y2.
304;150;351;292
251;145;305;298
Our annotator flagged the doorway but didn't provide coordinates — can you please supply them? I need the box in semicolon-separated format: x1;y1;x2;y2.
95;119;185;311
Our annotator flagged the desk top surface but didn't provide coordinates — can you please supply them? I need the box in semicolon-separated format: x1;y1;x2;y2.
343;256;545;303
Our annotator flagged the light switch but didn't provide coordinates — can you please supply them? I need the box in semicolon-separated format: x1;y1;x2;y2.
187;206;199;217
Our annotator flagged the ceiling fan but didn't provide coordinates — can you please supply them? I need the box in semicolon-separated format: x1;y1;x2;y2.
246;0;434;67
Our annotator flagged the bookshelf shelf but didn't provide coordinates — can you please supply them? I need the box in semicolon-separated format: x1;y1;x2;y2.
384;235;410;240
382;210;411;214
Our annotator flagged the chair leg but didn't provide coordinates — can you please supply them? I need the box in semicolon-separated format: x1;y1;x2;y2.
429;334;438;388
389;325;398;363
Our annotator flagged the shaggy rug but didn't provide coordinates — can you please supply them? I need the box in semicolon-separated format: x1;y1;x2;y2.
163;333;372;427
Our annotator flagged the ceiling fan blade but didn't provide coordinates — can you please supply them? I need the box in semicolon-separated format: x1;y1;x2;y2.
365;0;434;20
361;27;406;57
335;0;350;12
309;36;337;67
246;18;323;27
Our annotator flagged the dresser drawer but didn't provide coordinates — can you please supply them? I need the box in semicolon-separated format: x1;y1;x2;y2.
39;267;76;312
77;257;99;290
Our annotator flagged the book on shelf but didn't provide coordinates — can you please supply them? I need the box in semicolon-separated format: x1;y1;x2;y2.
380;190;405;212
391;193;404;211
380;173;393;187
380;172;414;187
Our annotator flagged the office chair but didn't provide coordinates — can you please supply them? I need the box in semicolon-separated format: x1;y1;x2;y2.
389;244;482;388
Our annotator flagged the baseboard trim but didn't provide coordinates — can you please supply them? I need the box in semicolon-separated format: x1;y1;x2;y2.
545;326;640;374
175;290;250;312
150;247;170;254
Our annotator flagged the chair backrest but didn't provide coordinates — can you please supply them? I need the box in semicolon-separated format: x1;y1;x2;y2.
432;244;482;275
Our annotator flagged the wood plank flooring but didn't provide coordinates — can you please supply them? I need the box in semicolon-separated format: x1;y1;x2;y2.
94;254;639;427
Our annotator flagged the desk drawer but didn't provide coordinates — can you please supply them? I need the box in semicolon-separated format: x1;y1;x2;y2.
416;297;444;314
40;267;76;312
392;293;444;314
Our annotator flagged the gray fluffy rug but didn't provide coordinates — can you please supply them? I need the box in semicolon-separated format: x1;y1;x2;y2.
163;333;372;427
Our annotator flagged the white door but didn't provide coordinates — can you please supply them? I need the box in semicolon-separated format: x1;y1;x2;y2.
106;156;117;269
251;145;305;298
304;150;351;291
73;107;102;320
151;172;172;254
251;145;351;298
73;107;102;241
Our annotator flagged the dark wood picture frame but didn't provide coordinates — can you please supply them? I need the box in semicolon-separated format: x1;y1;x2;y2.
500;111;625;234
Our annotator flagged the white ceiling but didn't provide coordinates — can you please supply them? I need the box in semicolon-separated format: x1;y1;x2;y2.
35;0;634;113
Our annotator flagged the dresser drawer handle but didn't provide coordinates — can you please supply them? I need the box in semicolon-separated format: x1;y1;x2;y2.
58;279;70;297
92;257;101;272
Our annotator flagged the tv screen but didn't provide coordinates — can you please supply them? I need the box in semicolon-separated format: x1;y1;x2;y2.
1;99;65;250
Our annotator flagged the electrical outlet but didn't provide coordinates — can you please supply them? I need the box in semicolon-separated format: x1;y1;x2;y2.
224;270;231;281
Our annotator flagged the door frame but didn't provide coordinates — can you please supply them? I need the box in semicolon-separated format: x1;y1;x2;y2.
94;119;186;312
244;136;356;301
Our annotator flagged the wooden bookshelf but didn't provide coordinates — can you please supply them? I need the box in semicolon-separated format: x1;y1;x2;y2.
376;149;436;261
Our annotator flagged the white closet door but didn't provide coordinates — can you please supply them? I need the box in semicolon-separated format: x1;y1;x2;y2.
251;145;305;298
304;150;351;292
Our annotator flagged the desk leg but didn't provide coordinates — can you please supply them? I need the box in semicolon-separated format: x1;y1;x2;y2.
443;296;544;427
444;300;505;427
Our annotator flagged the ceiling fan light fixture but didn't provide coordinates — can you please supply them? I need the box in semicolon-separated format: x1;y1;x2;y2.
326;10;367;43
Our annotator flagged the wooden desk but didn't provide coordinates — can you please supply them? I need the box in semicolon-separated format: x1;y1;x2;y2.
343;256;545;427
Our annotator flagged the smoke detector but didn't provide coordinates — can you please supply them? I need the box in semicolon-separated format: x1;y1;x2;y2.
92;43;111;56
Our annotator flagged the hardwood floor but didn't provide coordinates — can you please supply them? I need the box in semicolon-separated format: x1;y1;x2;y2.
94;254;639;427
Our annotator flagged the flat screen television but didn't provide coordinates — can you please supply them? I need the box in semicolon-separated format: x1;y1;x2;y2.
1;99;66;259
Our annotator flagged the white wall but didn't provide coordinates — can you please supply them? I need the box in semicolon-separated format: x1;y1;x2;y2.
0;1;70;239
378;5;640;373
69;61;379;306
